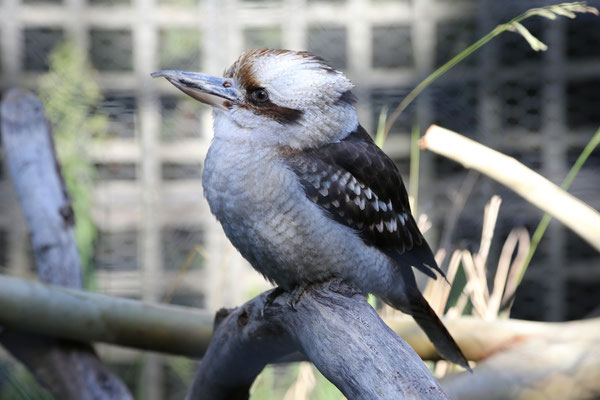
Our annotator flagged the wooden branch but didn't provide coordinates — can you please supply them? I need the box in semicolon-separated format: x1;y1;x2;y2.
2;272;599;362
387;316;600;361
186;281;448;400
421;124;600;251
0;274;213;356
440;318;600;400
1;90;81;287
1;272;599;398
0;89;132;400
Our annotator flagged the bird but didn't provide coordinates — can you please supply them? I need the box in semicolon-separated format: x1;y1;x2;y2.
152;48;470;370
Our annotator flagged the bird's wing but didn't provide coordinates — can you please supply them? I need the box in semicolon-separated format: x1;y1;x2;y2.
284;125;444;279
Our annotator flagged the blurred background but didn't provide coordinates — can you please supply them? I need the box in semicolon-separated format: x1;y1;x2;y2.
0;0;599;398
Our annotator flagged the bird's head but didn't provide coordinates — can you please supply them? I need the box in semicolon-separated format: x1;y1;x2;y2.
152;49;358;149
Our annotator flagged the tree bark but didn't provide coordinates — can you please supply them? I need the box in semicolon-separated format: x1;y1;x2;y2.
1;272;600;398
0;89;132;400
185;281;449;400
0;274;213;357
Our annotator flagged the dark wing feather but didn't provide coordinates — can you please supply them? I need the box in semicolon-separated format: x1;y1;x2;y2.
284;125;444;279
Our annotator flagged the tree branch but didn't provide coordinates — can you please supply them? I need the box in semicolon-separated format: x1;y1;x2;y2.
0;89;132;399
440;318;600;400
186;281;448;400
1;272;599;398
420;124;600;251
0;274;213;356
2;273;599;363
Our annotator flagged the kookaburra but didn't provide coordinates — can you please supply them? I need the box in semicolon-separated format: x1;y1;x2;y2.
153;49;469;370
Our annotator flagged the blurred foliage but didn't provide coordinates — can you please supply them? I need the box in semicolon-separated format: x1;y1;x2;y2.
250;364;298;399
159;29;201;71
0;362;55;400
244;27;283;49
250;363;344;400
38;40;107;288
165;356;196;393
309;366;344;400
156;0;199;8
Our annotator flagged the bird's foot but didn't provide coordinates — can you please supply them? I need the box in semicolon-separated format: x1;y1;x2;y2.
287;284;307;311
262;286;285;317
328;278;362;297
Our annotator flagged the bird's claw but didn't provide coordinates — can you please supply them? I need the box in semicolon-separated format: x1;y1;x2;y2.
287;284;307;311
263;281;357;314
328;278;361;297
262;287;285;317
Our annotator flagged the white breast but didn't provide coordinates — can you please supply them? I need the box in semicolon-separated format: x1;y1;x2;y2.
202;128;396;294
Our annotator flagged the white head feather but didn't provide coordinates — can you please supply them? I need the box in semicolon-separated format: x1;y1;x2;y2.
214;49;358;150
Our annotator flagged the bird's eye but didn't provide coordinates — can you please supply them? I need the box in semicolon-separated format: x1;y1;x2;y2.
250;89;269;104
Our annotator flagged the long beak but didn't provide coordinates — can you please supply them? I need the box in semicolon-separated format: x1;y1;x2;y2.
151;70;239;111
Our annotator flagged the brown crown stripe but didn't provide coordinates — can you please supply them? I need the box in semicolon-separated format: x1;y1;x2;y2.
225;48;338;91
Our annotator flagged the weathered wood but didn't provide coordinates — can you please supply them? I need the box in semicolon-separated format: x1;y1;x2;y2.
1;331;132;400
1;273;600;399
2;272;599;363
0;89;132;400
441;318;600;400
0;274;213;356
1;89;81;287
185;281;449;400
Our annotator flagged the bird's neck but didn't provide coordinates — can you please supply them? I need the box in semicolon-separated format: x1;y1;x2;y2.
211;105;359;151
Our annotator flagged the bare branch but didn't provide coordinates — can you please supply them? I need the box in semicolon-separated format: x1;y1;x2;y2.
440;318;600;400
0;274;213;356
421;125;600;251
1;272;599;398
185;281;448;400
0;89;132;400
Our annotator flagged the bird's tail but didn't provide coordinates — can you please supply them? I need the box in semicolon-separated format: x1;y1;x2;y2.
388;292;471;372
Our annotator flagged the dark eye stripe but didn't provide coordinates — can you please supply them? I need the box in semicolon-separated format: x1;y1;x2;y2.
241;87;303;124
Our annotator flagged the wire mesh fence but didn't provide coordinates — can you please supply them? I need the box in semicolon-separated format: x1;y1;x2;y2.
0;0;599;397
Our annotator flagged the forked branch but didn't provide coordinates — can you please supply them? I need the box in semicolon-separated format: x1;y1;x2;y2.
185;281;448;400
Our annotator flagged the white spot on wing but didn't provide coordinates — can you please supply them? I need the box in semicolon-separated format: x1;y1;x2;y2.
354;197;366;210
348;180;355;192
379;201;388;212
339;172;351;186
385;219;397;232
398;213;406;225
